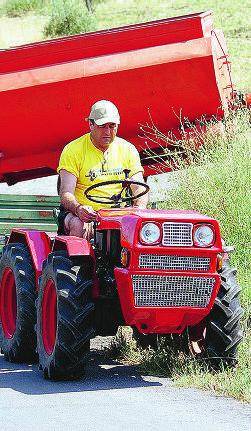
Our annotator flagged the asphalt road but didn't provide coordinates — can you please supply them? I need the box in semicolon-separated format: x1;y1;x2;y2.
0;340;250;431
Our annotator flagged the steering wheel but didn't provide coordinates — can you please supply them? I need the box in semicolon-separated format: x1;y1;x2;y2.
84;179;149;206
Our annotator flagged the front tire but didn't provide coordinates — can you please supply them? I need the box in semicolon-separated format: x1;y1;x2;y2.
0;243;37;362
189;260;243;368
37;252;95;380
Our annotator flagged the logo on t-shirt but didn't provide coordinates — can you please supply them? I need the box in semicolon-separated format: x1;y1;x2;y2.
86;164;125;181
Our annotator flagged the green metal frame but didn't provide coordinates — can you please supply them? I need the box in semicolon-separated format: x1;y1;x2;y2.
0;194;60;247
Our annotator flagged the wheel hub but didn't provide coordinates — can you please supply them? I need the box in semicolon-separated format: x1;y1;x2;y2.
0;267;17;339
42;279;57;355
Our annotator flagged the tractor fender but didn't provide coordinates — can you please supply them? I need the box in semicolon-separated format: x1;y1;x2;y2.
52;235;95;259
7;229;53;290
52;236;98;297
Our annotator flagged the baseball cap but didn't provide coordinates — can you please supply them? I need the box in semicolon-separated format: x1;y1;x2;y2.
88;100;120;125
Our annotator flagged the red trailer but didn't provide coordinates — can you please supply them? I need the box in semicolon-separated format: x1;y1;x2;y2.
0;11;243;380
0;10;233;182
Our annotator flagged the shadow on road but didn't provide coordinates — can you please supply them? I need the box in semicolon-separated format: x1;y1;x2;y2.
0;351;162;395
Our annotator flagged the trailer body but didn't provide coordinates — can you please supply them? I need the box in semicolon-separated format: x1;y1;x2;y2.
0;11;233;183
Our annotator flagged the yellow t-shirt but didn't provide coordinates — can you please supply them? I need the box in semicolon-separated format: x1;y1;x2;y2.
57;133;143;210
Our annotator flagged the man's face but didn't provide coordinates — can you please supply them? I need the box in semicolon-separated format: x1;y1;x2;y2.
90;121;118;151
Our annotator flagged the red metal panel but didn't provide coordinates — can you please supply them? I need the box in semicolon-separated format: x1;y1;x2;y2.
97;208;223;250
114;267;221;333
0;11;212;74
8;229;52;290
53;235;95;257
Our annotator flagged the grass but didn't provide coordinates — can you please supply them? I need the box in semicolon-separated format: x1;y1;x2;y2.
157;111;251;292
175;334;251;403
44;0;97;37
1;0;45;17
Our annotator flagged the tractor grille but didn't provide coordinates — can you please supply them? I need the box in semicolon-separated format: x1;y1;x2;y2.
162;222;193;246
132;274;215;307
139;254;210;271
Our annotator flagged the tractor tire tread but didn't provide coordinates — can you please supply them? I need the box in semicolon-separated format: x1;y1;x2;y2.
205;260;243;368
0;243;37;363
37;252;94;381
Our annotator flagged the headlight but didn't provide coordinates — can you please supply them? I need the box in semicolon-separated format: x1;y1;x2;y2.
193;224;215;247
140;223;161;244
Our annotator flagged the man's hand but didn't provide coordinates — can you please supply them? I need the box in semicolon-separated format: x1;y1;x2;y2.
59;170;97;222
130;172;149;209
75;205;97;222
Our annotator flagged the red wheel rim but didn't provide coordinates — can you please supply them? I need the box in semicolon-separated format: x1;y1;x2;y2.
42;279;57;355
0;268;17;338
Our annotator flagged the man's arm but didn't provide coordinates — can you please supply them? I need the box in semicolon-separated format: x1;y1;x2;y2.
59;169;97;222
130;172;149;209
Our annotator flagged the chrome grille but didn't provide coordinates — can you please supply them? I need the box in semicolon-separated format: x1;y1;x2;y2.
139;254;210;271
132;274;215;307
162;222;193;246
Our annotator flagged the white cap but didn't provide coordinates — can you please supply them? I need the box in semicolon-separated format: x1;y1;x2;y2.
89;100;120;125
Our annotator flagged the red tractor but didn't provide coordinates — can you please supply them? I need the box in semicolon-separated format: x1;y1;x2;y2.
0;11;244;379
0;176;243;379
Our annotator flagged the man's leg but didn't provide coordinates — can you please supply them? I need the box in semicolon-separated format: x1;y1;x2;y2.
64;213;93;240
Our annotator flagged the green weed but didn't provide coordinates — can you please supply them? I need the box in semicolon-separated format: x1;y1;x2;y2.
3;0;44;17
107;327;142;364
44;0;97;37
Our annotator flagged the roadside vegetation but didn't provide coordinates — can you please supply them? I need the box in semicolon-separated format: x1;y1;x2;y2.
0;0;250;401
44;0;96;37
154;109;251;402
1;0;45;17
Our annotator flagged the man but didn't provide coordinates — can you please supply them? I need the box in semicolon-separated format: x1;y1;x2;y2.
57;100;148;238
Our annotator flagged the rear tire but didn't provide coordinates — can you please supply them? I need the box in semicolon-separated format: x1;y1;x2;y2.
189;260;243;368
37;252;95;380
0;243;37;362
